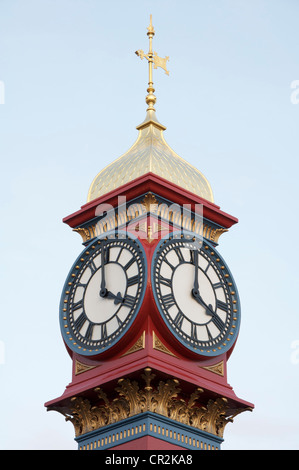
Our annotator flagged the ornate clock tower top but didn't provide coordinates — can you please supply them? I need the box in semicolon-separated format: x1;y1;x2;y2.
87;15;214;203
46;16;253;451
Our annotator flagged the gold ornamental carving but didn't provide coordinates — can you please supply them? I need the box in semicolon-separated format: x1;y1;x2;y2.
75;360;97;375
152;331;177;357
50;368;252;438
202;361;224;377
121;332;145;356
142;192;159;212
74;192;225;244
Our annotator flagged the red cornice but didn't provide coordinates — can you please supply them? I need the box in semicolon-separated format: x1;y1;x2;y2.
63;173;238;229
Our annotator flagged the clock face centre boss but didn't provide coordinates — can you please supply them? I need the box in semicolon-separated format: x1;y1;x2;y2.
60;231;240;358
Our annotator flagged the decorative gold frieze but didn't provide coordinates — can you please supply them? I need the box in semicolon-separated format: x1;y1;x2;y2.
75;360;97;375
73;227;91;243
74;192;226;245
152;331;177;357
121;332;145;356
50;368;252;439
142;192;159;212
202;361;224;377
210;228;228;244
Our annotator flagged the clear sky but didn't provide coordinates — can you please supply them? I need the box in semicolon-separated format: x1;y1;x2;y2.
1;0;299;450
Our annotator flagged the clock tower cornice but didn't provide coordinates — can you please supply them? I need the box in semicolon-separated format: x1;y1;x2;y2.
63;174;238;232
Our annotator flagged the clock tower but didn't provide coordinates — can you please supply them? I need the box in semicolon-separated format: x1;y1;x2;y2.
45;16;253;451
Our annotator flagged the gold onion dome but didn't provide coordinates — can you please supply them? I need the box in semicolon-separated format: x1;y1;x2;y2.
87;110;214;202
87;16;214;204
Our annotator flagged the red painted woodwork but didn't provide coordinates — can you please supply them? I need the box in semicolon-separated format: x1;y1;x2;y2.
63;173;238;230
46;220;252;410
45;170;254;449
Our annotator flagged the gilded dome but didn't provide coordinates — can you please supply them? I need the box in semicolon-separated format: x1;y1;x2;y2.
87;110;214;203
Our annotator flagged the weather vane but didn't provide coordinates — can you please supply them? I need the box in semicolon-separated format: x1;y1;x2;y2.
135;15;169;111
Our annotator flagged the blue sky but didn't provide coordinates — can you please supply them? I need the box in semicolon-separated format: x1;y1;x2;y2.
1;0;299;449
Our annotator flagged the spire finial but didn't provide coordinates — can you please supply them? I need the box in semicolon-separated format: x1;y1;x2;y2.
135;15;170;111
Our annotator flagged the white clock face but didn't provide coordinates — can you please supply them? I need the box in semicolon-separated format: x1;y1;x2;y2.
152;235;240;356
60;234;146;356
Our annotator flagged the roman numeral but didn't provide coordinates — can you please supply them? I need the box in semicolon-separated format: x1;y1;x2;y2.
127;275;139;287
162;292;176;309
204;260;211;274
213;282;223;290
206;325;214;341
159;276;172;288
174;311;184;328
101;323;108;339
115;247;124;263
72;299;84;311
89;260;97;275
124;257;135;271
162;257;175;271
122;294;135;309
76;282;87;289
191;323;198;340
85;322;94;341
216;300;228;312
74;311;87;331
173;247;185;264
209;311;225;332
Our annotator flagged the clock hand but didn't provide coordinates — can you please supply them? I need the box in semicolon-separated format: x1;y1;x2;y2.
190;253;214;316
100;242;108;297
106;291;124;305
192;249;199;297
192;291;225;331
192;290;214;316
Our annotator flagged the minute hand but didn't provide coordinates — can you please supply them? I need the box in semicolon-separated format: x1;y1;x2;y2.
100;243;108;297
192;250;199;296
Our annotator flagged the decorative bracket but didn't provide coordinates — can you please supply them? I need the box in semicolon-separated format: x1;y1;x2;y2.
48;368;252;439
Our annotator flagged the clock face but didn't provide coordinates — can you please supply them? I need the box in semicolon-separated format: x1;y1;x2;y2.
60;233;147;356
151;234;240;356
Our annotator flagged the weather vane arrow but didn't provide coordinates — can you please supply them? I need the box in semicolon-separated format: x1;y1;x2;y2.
135;15;169;111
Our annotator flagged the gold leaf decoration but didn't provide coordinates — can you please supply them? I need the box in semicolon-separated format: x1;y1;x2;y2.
49;368;252;438
202;361;224;377
121;332;145;357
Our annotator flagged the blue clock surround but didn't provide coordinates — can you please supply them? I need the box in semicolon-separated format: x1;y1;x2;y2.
60;230;148;357
151;231;241;357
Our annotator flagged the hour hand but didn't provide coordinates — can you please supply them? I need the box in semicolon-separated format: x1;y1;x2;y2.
192;290;214;315
106;291;124;305
192;289;205;306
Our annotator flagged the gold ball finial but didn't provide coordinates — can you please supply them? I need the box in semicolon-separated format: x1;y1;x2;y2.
145;86;156;110
147;14;155;37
